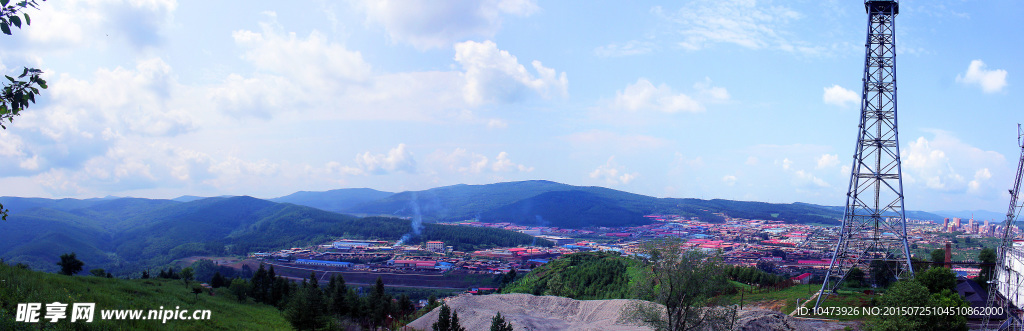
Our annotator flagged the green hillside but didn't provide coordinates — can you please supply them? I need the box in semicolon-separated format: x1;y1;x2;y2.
503;252;641;300
0;263;291;330
0;196;545;275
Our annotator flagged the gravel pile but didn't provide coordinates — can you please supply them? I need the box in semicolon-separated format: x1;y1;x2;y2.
405;294;862;331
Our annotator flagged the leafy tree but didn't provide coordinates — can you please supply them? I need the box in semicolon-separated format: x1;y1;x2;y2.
230;278;248;303
916;267;957;294
871;280;932;330
619;238;735;331
191;284;204;301
0;0;47;221
490;312;514;331
870;280;968;331
869;260;897;288
930;289;969;331
755;260;776;274
211;271;225;288
141;270;150;279
57;252;84;276
180;267;194;285
978;247;996;291
844;267;865;288
90;268;106;277
931;248;946;265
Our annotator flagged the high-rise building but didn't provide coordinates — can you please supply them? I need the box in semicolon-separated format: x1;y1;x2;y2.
943;218;950;231
954;218;962;231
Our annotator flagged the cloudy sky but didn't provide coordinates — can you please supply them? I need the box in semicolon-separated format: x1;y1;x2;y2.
0;0;1021;213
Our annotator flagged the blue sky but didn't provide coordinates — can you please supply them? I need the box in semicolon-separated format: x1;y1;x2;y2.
0;0;1021;213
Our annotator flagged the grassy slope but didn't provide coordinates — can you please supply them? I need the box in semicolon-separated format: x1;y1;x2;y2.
0;264;291;330
502;252;641;300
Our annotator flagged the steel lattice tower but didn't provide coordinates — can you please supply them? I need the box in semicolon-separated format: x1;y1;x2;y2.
815;0;913;309
981;125;1024;331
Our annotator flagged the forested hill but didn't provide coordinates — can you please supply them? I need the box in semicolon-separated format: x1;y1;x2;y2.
279;180;946;228
0;196;544;276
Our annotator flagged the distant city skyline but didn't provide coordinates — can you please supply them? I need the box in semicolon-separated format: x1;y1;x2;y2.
1;0;1022;213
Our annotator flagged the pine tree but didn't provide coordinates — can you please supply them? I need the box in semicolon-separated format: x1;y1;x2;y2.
211;271;225;288
490;312;514;331
285;272;326;330
450;310;466;331
369;276;391;328
432;304;452;331
328;274;349;317
252;264;267;303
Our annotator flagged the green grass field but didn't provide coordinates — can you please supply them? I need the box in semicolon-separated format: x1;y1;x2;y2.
0;264;292;330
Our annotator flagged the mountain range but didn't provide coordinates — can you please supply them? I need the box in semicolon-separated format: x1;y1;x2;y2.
1;180;951;275
265;180;948;225
0;195;540;275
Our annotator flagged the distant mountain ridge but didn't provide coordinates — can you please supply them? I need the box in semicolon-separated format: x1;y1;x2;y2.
270;187;393;213
0;195;540;275
286;180;947;227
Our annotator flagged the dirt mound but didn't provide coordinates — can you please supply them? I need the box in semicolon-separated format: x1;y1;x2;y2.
405;294;862;331
405;294;648;331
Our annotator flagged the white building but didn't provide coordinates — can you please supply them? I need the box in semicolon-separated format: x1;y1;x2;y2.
426;241;445;253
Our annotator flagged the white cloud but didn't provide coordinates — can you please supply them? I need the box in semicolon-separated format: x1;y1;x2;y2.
486;118;508;129
612;78;703;113
21;0;177;49
564;130;669;152
816;154;840;169
901;131;1004;193
781;158;792;170
823;84;859;107
594;40;655;57
722;175;737;186
232;14;372;86
352;144;417;175
956;60;1008;93
361;0;538;49
491;151;533;172
589;156;638;185
455;40;568;106
432;149;532;174
794;170;829;188
968;168;991;194
654;1;802;51
694;77;730;102
208;74;297;119
745;156;759;166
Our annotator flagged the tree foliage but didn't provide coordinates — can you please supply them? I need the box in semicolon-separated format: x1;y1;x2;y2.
978;247;996;291
490;311;514;331
0;0;46;221
432;304;466;331
285;272;328;331
619;238;735;331
916;267;956;294
56;252;84;276
725;265;787;288
931;248;946;265
503;252;637;299
869;279;967;331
